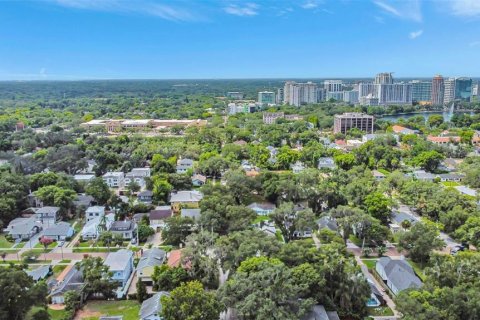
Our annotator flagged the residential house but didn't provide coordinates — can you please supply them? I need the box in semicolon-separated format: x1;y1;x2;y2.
26;265;52;282
372;170;386;181
427;135;461;145
125;168;151;188
36;206;60;225
170;191;203;213
4;216;42;240
317;216;338;232
43;222;74;241
391;125;416;135
302;305;340;320
139;291;170;320
390;211;418;234
176;159;193;174
133;213;149;224
86;206;105;222
137;248;167;283
437;173;464;182
191;174;207;187
150;207;172;229
104;249;134;293
50;265;84;304
439;158;462;172
317;157;336;170
73;194;94;208
137;190;153;203
73;174;96;184
413;170;435;182
291;161;305;174
247;202;276;216
27;192;43;208
81;213;114;240
167;250;182;268
181;208;201;221
102;172;125;188
375;257;422;295
109;220;136;239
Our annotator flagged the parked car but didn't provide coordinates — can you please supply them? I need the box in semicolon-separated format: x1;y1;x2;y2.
58;241;65;247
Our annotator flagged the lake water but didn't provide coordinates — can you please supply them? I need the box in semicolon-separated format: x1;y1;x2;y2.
380;111;476;123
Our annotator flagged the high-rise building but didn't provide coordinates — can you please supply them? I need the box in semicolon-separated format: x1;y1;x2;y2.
375;72;394;84
343;90;359;104
324;80;343;92
377;83;412;105
316;87;326;102
410;80;432;103
276;88;284;104
431;75;444;106
227;92;244;100
334;113;374;134
283;81;318;106
358;82;377;98
444;78;456;104
359;94;379;106
455;77;472;102
258;91;276;105
326;92;344;101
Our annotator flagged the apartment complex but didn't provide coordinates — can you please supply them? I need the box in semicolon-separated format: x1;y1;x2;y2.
444;78;456;104
81;118;207;133
258;91;276;105
431;75;444;106
283;81;320;106
334;113;375;134
410;80;432;103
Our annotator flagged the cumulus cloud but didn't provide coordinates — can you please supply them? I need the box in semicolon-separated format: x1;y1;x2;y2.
409;30;423;39
223;3;259;16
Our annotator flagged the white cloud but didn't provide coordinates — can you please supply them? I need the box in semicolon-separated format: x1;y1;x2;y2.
451;0;480;16
409;29;423;39
224;3;258;16
301;0;323;9
373;0;422;22
469;41;480;47
53;0;199;21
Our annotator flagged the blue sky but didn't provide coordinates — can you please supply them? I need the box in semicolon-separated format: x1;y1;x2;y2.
0;0;479;80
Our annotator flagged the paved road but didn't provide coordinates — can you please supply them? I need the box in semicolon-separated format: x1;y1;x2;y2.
395;204;460;251
5;251;108;261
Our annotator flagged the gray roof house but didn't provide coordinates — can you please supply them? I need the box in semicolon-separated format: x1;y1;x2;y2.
137;248;167;283
317;216;338;232
247;202;276;216
375;257;422;295
138;190;153;203
176;158;194;174
35;206;60;224
109;220;136;239
192;174;207;186
50;265;84;304
4;216;42;240
42;222;74;241
139;291;170;320
26;265;52;282
317;157;336;170
73;194;94;208
302;305;340;320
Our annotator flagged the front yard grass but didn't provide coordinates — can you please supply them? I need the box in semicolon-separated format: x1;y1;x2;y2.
0;235;13;248
77;300;141;320
407;258;427;281
34;241;57;249
441;181;460;187
362;259;378;270
252;215;270;224
367;306;394;317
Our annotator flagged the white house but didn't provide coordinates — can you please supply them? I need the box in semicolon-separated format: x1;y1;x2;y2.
247;202;276;216
85;206;105;222
35;206;60;226
81;213;114;240
176;159;193;174
124;168;151;187
102;172;125;188
42;222;74;241
73;174;96;184
104;249;134;298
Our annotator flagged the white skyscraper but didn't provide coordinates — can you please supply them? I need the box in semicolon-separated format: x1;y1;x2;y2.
283;81;318;106
358;82;377;98
343;90;359;104
375;72;394;84
444;78;456;104
377;83;412;105
324;80;343;92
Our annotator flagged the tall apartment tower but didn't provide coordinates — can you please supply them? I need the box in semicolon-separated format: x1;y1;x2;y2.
276;88;284;104
283;81;318;106
333;113;375;134
431;75;445;106
410;80;432;103
455;77;472;102
377;83;413;105
323;80;343;92
374;72;394;84
444;78;456;105
283;81;295;104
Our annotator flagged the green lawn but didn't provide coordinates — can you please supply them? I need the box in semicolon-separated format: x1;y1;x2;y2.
407;259;427;281
441;181;460;187
252;215;270;224
367;306;394;317
52;265;67;277
362;259;378;269
77;241;92;248
73;247;121;253
48;307;68;320
377;168;390;175
35;241;57;249
79;300;141;320
158;245;173;252
0;235;14;248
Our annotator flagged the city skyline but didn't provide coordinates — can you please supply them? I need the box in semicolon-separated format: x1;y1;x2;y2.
1;0;480;80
